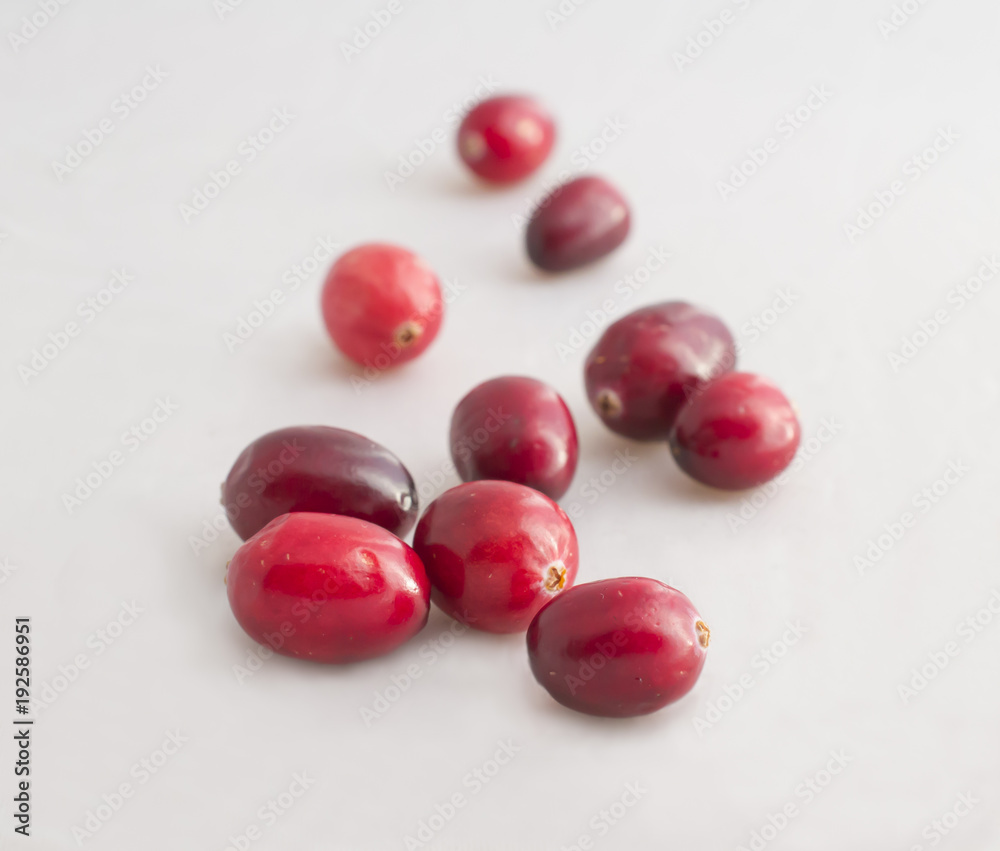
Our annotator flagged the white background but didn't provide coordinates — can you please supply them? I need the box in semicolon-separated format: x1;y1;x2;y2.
2;0;1000;849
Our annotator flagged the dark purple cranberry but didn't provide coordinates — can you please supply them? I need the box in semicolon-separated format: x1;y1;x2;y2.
450;376;578;500
585;302;736;441
526;176;630;272
222;426;418;540
669;372;801;490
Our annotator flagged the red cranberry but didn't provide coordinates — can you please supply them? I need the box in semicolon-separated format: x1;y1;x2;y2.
585;302;736;441
669;372;801;490
321;243;443;367
412;481;579;634
222;426;418;540
526;176;630;272
450;376;578;500
227;513;430;664
457;95;555;184
527;577;710;717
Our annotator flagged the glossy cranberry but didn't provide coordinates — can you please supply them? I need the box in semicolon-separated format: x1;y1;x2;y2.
526;176;630;272
457;95;556;184
222;426;418;540
450;376;578;500
669;372;801;490
321;243;443;367
527;577;710;717
227;513;430;663
412;481;579;633
585;302;736;441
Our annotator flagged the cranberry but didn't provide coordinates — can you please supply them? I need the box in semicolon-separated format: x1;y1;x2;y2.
222;426;418;540
412;481;579;633
457;95;556;184
450;376;578;500
585;302;736;441
227;513;430;663
321;243;443;367
526;176;630;272
669;372;801;490
527;577;710;717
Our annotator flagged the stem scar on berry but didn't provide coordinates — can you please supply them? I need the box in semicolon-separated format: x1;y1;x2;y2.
394;320;422;348
545;564;567;591
597;389;622;418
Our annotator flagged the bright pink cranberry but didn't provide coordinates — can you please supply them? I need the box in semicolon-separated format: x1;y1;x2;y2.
227;513;430;664
457;95;556;184
222;426;418;540
585;302;736;441
669;372;801;490
321;243;443;368
526;176;630;272
527;577;710;717
412;481;579;634
450;376;578;500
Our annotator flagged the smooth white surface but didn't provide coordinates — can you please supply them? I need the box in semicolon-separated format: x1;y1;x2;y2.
3;1;1000;848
